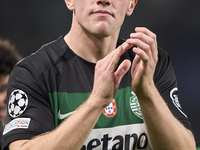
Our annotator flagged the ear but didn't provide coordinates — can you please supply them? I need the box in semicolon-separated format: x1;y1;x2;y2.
126;0;138;16
64;0;75;11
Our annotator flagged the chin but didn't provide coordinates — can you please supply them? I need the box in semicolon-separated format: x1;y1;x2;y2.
84;23;115;38
93;28;113;38
93;31;111;38
94;22;113;34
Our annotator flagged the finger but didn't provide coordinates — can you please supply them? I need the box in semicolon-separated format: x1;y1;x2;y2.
135;27;157;42
129;32;155;50
114;59;131;84
121;41;132;53
97;42;132;74
106;45;125;72
134;27;158;60
126;38;152;59
131;54;141;76
129;32;156;60
132;47;149;63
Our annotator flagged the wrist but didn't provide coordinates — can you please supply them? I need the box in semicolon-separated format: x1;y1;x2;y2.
134;82;158;101
86;94;109;113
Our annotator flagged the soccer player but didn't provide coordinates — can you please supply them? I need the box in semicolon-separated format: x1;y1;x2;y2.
2;0;196;149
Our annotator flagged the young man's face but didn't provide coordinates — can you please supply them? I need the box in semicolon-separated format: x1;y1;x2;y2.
67;0;137;38
0;74;9;123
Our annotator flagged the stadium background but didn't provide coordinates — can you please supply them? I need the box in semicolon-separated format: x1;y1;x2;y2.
0;0;200;147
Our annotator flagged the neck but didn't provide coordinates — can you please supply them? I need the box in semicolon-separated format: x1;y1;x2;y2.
64;18;120;63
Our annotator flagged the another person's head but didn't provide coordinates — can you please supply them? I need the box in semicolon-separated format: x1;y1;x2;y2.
0;39;22;123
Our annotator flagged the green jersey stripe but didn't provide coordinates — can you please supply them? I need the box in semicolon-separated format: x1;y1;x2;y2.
49;87;144;128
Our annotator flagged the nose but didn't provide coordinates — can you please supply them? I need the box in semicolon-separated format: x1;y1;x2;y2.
97;0;111;6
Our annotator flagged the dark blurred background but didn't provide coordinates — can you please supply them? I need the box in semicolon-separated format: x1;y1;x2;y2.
1;0;200;147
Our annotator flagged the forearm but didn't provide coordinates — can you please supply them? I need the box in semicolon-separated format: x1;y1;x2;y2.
9;96;104;150
137;86;196;150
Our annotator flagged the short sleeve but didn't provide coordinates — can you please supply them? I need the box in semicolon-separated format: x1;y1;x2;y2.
2;65;55;150
154;48;192;130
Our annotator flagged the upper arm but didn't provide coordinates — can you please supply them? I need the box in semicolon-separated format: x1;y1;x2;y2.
154;48;192;130
2;65;55;150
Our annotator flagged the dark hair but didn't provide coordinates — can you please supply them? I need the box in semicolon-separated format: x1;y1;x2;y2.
0;39;22;75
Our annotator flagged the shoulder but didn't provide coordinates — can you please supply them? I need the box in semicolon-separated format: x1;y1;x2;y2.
16;36;68;75
156;47;172;73
157;47;170;61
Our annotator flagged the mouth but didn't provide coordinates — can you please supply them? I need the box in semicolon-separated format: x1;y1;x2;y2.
92;10;114;17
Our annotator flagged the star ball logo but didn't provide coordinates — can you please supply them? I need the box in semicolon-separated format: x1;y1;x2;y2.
103;99;117;117
8;89;28;118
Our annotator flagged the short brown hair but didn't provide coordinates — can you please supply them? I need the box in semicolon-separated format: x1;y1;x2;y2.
0;39;22;75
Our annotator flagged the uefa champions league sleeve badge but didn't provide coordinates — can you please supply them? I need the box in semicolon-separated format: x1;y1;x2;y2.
8;89;28;118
